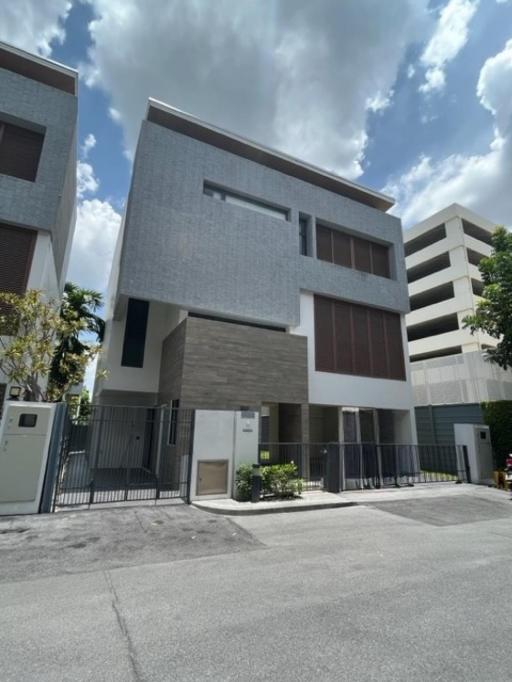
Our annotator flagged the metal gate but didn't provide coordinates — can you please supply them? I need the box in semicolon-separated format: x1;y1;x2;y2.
52;405;194;509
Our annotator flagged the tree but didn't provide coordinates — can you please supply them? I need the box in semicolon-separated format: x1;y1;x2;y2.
463;226;512;370
0;289;103;402
49;283;105;398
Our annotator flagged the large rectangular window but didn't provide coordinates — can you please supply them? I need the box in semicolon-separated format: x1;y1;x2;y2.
203;182;289;221
0;223;36;294
316;223;391;278
121;298;149;368
0;121;44;182
314;295;406;381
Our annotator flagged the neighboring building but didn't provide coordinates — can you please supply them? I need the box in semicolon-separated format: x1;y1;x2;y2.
0;41;78;410
404;204;512;445
96;99;416;447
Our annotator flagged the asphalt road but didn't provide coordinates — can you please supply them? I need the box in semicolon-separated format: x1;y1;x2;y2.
1;486;512;681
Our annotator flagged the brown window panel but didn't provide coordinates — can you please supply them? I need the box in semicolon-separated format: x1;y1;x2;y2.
0;223;36;294
371;242;390;278
315;222;390;279
316;224;333;263
332;230;352;268
0;383;6;419
0;122;44;182
314;295;335;372
334;300;353;373
314;295;406;381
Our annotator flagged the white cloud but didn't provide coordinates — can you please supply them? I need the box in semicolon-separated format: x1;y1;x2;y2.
366;89;395;113
0;0;71;56
83;0;429;179
407;64;416;79
383;39;512;228
77;161;99;198
80;133;96;159
419;0;479;94
67;199;122;293
108;107;122;123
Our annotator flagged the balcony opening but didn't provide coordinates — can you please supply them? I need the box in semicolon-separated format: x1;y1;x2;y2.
410;346;463;362
407;252;450;283
409;282;454;312
407;313;459;342
467;248;485;267
462;220;493;246
471;279;484;297
404;224;446;257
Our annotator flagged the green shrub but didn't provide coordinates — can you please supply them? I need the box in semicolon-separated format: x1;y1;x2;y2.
261;463;303;498
481;400;512;469
235;464;253;501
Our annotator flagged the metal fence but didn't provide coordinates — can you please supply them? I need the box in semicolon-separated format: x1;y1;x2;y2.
258;441;467;492
52;405;194;509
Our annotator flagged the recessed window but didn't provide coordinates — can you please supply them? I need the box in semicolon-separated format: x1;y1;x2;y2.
121;298;149;368
203;182;288;221
0;120;44;182
299;215;310;256
316;223;391;278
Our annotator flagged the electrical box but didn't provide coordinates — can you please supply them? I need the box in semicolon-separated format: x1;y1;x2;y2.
0;401;55;515
454;423;494;485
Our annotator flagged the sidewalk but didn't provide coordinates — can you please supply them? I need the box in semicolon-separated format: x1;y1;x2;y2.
193;482;507;516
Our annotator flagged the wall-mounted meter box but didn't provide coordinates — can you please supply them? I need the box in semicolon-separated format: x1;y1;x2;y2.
0;401;55;515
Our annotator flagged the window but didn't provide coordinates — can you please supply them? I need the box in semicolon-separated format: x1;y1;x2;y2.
314;295;406;381
404;224;446;257
168;399;180;445
299;215;310;256
203;182;288;221
121;298;149;368
316;223;391;278
0;224;36;294
0;120;44;182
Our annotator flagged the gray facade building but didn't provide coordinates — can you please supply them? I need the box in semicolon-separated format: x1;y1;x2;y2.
0;41;78;411
97;99;416;446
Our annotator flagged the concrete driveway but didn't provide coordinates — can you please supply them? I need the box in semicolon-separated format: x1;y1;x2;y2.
1;486;512;681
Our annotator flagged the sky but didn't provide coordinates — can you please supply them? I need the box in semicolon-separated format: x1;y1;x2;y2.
1;0;512;301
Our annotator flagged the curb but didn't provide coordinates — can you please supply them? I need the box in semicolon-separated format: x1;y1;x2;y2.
192;500;358;516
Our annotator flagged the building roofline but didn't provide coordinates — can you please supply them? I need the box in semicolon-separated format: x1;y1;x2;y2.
404;203;496;242
0;40;77;95
145;98;395;212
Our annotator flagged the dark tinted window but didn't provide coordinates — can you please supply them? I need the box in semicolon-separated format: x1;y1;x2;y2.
0;121;44;182
121;298;149;368
316;223;390;279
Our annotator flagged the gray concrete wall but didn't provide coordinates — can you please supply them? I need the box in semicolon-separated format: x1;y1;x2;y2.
117;122;408;327
158;320;187;404
415;403;484;446
0;66;77;283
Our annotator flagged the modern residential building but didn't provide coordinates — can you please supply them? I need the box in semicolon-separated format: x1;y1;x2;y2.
404;204;512;444
0;41;78;411
96;99;416;449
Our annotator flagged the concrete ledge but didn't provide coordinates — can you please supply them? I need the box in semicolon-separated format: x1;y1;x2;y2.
192;491;357;516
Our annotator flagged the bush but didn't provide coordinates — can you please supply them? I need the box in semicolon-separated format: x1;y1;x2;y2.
235;464;254;501
481;400;512;469
261;463;303;498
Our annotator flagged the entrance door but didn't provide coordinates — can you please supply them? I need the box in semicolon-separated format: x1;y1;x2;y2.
359;410;378;487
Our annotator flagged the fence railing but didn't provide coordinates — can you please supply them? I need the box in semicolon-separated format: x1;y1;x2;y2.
258;442;467;492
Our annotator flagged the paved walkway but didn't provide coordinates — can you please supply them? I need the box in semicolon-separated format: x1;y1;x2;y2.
193;481;508;515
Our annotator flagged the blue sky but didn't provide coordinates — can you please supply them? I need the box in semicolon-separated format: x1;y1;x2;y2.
1;0;512;298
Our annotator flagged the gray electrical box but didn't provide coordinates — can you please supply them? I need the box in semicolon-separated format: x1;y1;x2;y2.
0;402;55;515
454;423;494;485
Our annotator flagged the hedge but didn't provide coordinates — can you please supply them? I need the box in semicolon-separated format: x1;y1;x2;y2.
481;400;512;469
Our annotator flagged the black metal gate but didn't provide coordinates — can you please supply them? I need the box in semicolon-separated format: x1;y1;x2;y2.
52;405;194;509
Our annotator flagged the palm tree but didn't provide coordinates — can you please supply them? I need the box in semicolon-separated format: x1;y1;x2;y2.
49;282;105;397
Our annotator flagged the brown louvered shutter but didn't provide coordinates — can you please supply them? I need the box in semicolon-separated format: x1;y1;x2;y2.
334;300;353;373
352;304;371;375
316;225;333;263
314;295;335;372
332;230;352;268
369;309;388;378
384;312;406;380
0;122;44;182
371;243;390;278
0;223;36;294
353;237;372;273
